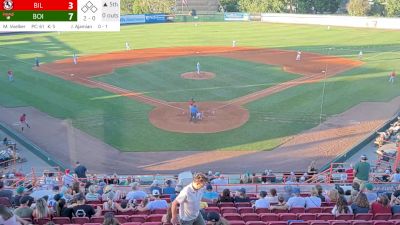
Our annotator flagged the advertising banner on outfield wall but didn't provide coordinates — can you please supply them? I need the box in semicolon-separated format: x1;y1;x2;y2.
224;12;249;21
120;14;146;24
145;14;167;23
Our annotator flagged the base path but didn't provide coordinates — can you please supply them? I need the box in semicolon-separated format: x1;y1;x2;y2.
37;46;362;133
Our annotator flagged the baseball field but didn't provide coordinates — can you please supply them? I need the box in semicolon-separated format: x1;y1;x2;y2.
1;22;400;172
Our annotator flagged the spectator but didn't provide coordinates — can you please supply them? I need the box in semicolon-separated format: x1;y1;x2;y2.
12;186;25;207
266;170;276;183
211;173;228;185
55;198;73;218
353;155;370;186
282;185;293;201
163;180;175;196
86;185;100;201
363;183;378;204
351;192;370;214
72;193;101;218
63;169;75;187
101;185;121;202
315;185;326;202
218;189;234;203
253;191;270;209
371;195;391;214
205;211;229;225
110;173;120;185
265;188;278;204
103;212;120;225
307;160;317;176
391;168;400;183
103;191;134;212
0;180;13;201
327;189;339;203
14;196;33;219
74;161;87;181
346;164;354;183
162;206;172;225
150;180;162;195
391;190;400;214
126;182;147;201
305;187;321;208
332;195;352;216
136;190;168;211
287;172;297;183
0;204;29;225
202;184;219;203
234;188;250;203
33;198;50;219
171;173;208;225
120;176;133;186
286;187;305;209
269;195;288;211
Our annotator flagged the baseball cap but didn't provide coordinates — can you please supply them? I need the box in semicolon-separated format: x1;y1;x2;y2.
361;155;368;161
16;186;25;194
365;183;374;191
54;193;62;202
239;188;246;194
20;195;32;205
152;189;160;196
293;187;301;194
206;212;220;222
206;184;213;190
393;190;400;198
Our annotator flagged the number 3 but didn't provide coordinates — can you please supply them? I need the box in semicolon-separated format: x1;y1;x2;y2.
68;2;73;9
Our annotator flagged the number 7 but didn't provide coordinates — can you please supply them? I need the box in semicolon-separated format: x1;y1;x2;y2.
68;13;74;20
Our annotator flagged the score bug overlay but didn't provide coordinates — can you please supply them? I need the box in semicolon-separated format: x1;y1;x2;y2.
0;0;120;31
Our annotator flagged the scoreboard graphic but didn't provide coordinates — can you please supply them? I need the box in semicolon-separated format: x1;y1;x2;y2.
0;0;120;31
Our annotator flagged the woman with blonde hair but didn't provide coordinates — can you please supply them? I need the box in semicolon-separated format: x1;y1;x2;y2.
103;191;134;212
33;198;50;219
86;185;100;201
351;192;369;214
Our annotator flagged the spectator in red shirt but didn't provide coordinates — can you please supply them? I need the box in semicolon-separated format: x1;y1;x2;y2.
371;195;391;214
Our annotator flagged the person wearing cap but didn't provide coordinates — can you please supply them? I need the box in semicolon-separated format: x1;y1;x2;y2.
72;193;101;218
171;173;208;225
234;188;250;203
163;180;175;196
126;182;148;201
205;212;229;225
353;155;370;186
14;195;33;219
253;191;270;209
12;186;25;207
286;187;305;209
202;184;218;203
136;189;168;212
363;183;377;203
150;180;163;195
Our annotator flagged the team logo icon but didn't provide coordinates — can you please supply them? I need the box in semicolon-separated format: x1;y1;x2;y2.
3;0;13;10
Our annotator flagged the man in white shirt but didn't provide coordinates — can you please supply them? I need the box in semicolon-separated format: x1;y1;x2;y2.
254;191;270;209
171;173;208;225
286;187;305;209
126;182;148;201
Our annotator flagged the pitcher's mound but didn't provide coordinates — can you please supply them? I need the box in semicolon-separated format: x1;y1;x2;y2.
149;102;249;133
181;71;215;80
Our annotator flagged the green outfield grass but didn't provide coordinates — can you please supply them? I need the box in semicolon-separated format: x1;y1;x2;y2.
0;22;400;152
94;56;300;102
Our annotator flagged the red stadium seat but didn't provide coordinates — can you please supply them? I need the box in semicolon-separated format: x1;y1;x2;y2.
115;215;128;223
71;217;90;225
128;215;147;223
271;208;289;213
223;213;242;221
373;214;392;221
236;202;252;207
221;207;238;214
354;213;373;221
391;214;400;220
146;214;163;222
322;207;334;213
35;218;51;225
290;208;305;213
279;213;297;221
298;213;317;221
90;217;104;223
83;223;101;225
242;213;259;222
290;222;309;225
0;197;13;207
122;223;141;225
352;221;373;225
335;215;354;221
260;213;279;222
306;208;322;213
52;217;71;225
330;221;351;225
246;222;266;225
255;208;270;214
238;207;255;214
142;222;162;225
151;209;167;214
310;221;330;225
269;222;289;225
219;202;235;207
230;221;246;225
317;213;335;221
373;221;394;225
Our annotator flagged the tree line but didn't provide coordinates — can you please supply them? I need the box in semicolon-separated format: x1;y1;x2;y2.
120;0;400;17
